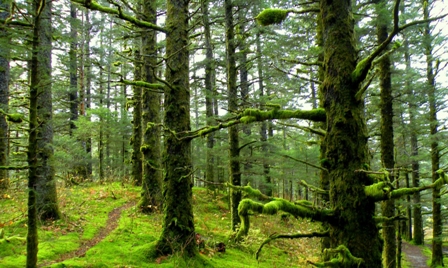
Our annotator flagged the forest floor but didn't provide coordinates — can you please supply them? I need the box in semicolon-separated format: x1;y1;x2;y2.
402;241;429;268
0;181;321;267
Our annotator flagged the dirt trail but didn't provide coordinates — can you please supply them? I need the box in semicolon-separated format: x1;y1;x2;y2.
39;201;136;267
402;241;429;268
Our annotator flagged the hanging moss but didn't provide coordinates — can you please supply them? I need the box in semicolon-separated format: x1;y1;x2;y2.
255;8;289;26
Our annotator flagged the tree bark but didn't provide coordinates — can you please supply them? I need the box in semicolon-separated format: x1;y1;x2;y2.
155;0;196;256
202;0;216;190
376;1;396;266
33;0;60;221
403;19;423;245
139;0;162;213
225;0;241;231
423;2;443;266
69;4;79;136
131;37;143;186
256;30;272;196
0;0;10;190
321;0;382;266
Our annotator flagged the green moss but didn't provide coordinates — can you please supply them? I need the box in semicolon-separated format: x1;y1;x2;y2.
255;9;289;26
6;113;23;123
352;57;369;83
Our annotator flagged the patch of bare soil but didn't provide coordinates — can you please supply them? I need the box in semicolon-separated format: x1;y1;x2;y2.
39;201;136;267
402;241;429;268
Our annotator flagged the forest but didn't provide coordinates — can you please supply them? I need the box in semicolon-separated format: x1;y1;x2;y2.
0;0;448;267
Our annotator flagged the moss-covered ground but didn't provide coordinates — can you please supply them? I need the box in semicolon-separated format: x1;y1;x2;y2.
0;182;320;267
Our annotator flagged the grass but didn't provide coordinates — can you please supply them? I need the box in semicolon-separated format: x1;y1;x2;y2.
0;182;320;267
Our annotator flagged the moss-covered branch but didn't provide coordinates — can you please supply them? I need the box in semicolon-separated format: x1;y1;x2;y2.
71;0;167;33
0;109;25;123
121;79;164;92
235;197;334;241
256;230;329;260
299;180;329;195
182;107;325;140
226;183;272;201
366;170;448;202
307;245;363;267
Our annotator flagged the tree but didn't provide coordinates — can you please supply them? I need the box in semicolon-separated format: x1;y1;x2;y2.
423;1;443;266
202;0;216;190
376;1;396;266
229;2;448;267
32;0;60;221
0;0;10;190
154;0;196;256
69;4;78;136
225;0;242;231
139;0;162;213
131;37;143;186
27;0;60;265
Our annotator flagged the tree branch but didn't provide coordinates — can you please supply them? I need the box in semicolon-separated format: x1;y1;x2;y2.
182;107;326;140
235;197;334;241
256;230;329;260
120;79;164;93
366;170;448;201
351;0;448;84
71;0;167;33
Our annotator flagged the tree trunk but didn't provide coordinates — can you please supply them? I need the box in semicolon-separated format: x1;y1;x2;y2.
377;2;396;266
139;0;162;213
155;0;195;257
225;0;241;231
131;38;143;186
0;0;10;190
238;6;252;187
321;0;382;266
84;9;93;177
33;0;60;221
423;2;443;266
69;4;78;136
202;0;216;190
256;31;272;196
403;22;423;245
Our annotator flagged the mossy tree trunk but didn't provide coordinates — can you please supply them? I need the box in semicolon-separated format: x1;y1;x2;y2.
139;0;162;212
131;37;143;186
376;1;396;266
423;2;443;266
0;0;10;190
69;3;79;137
27;0;59;265
33;0;60;221
225;0;241;231
320;0;382;266
202;0;216;190
155;0;196;256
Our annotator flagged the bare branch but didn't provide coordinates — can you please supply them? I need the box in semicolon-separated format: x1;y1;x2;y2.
256;230;329;260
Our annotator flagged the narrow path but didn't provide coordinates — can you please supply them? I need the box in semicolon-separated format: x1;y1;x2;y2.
402;241;429;268
39;201;136;267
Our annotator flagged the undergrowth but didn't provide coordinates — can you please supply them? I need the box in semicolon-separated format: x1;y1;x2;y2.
0;182;320;267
